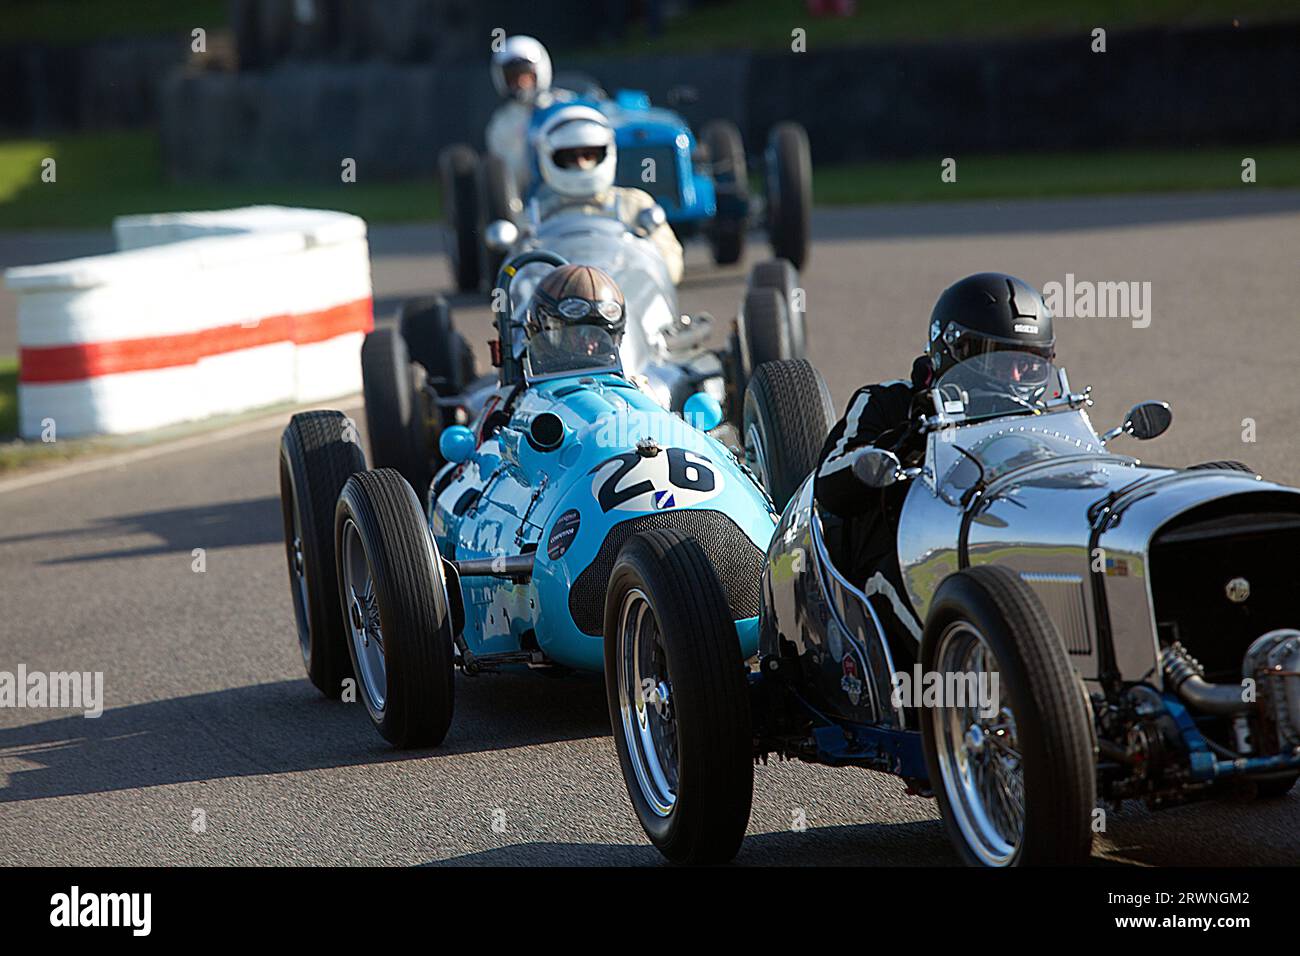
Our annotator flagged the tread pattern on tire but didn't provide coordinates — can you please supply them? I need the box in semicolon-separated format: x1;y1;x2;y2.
744;359;833;512
280;409;366;697
337;468;454;748
605;529;753;864
923;564;1096;865
740;286;791;374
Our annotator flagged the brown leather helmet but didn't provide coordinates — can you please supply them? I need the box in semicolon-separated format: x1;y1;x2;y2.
527;264;627;341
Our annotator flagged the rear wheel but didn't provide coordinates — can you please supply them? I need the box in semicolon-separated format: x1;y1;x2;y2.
743;359;834;512
764;122;811;270
439;144;481;293
335;469;456;748
702;119;748;266
748;258;805;357
398;295;476;398
739;286;793;379
1187;460;1255;473
921;565;1096;866
477;152;520;290
360;328;439;502
604;529;754;864
279;410;366;697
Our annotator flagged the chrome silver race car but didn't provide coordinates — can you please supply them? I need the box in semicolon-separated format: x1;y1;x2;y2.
361;207;804;500
604;353;1300;865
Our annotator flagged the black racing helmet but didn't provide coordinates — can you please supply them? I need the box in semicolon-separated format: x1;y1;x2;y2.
927;273;1056;381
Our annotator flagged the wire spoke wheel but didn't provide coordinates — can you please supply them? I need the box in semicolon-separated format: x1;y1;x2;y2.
931;620;1023;866
617;588;679;817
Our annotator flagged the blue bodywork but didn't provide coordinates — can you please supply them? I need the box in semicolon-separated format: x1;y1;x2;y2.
528;89;723;230
429;371;776;672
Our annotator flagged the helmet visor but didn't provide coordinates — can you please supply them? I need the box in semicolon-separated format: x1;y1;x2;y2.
503;60;537;93
553;146;607;170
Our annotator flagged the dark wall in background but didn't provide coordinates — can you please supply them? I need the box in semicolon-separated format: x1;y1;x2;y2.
0;38;188;132
159;22;1300;182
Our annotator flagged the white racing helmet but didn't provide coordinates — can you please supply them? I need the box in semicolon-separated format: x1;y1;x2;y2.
537;106;617;198
491;35;551;104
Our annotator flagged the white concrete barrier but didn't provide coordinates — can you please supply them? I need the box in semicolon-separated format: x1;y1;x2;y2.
5;205;373;439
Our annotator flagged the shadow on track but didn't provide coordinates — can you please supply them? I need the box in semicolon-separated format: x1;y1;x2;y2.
427;818;961;867
0;670;610;803
0;497;283;564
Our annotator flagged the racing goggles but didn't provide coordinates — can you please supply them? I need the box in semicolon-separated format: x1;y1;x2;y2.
553;296;624;324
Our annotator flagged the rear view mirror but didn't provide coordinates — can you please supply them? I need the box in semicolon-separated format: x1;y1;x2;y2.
439;425;476;464
683;392;723;432
852;448;903;489
1127;401;1172;441
484;219;519;254
1103;400;1172;443
635;205;666;237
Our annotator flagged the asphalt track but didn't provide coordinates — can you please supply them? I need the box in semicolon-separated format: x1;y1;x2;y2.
2;191;1299;865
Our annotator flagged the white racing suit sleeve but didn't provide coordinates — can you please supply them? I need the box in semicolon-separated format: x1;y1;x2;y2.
485;102;534;193
615;188;684;285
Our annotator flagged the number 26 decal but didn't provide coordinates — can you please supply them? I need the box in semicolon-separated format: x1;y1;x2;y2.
590;448;723;513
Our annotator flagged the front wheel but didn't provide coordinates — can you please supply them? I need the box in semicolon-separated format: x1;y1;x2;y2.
360;327;439;502
604;529;754;864
920;565;1096;866
335;468;455;748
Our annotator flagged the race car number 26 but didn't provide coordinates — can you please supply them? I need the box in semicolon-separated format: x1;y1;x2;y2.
589;448;724;513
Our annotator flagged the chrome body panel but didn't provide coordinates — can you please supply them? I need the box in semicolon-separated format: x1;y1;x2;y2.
896;406;1300;687
761;475;904;729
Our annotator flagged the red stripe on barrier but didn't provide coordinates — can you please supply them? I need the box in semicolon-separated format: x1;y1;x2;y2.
19;297;374;384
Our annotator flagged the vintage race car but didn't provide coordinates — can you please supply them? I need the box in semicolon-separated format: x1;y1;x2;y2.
605;354;1300;865
277;249;779;747
439;85;812;292
362;206;806;502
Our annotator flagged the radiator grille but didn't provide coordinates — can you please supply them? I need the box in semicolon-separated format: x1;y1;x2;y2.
569;510;765;635
1020;571;1093;655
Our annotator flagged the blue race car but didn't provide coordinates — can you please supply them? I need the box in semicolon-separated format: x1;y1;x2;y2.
440;85;812;292
277;249;779;747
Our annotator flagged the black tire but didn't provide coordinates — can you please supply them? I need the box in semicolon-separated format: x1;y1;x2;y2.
360;328;439;502
604;529;754;864
764;122;811;270
335;469;455;747
1187;460;1255;473
439;144;480;293
743;359;834;512
398;295;471;396
920;565;1096;866
748;257;806;357
739;286;792;377
1254;774;1299;799
477;152;520;290
279;410;366;697
702;119;748;266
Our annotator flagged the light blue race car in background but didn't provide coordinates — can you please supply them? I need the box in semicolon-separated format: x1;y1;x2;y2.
277;248;780;747
441;83;813;292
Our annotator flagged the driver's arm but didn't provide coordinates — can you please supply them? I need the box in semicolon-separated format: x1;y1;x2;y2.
620;188;684;284
814;380;914;516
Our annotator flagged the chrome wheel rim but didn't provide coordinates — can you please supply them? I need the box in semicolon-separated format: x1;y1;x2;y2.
341;518;386;712
931;621;1023;866
616;589;679;817
744;421;771;493
286;474;312;664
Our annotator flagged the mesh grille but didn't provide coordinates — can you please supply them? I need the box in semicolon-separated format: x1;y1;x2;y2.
569;510;765;635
